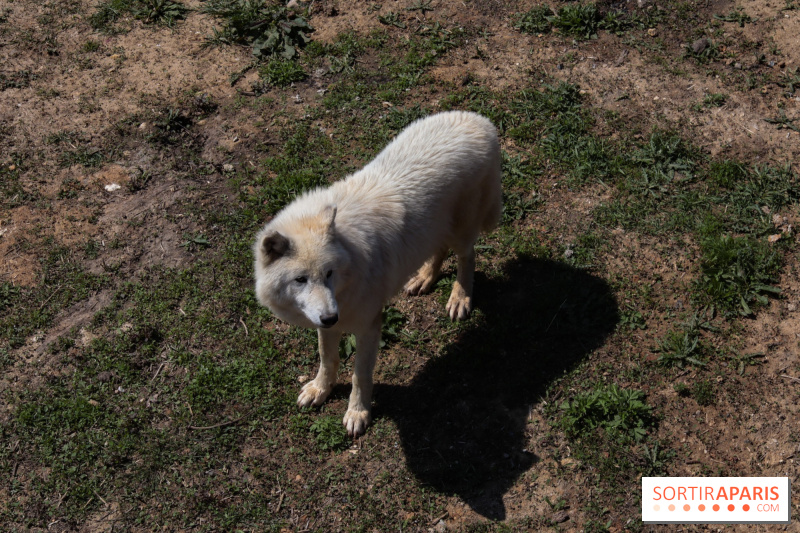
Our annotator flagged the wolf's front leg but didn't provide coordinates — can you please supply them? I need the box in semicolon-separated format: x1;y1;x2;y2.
343;314;381;436
297;328;341;408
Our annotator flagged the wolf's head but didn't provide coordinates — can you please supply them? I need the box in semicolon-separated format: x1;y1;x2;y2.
254;205;349;330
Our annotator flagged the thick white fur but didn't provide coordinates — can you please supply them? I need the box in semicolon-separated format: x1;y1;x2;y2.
253;111;502;436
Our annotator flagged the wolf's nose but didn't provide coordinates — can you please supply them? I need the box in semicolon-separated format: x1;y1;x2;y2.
320;313;339;327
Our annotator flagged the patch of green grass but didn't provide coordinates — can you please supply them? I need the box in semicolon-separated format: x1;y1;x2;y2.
501;153;542;225
560;384;654;443
258;56;307;87
707;159;747;189
309;415;350;451
82;40;101;52
631;129;697;180
58;147;105;168
241;122;334;216
1;159;40;207
0;246;109;348
564;230;606;268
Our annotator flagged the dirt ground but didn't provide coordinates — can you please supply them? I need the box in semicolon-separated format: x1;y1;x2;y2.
2;0;800;530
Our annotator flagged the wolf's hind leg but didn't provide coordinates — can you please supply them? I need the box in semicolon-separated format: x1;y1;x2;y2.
404;247;448;295
446;245;475;321
297;328;341;408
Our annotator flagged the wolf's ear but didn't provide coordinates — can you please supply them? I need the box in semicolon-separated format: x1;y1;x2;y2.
261;232;290;263
322;205;337;234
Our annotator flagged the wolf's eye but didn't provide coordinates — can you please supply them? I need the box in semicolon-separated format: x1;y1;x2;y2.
295;276;308;284
326;270;333;279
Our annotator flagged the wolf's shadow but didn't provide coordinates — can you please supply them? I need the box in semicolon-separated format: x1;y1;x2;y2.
373;256;619;520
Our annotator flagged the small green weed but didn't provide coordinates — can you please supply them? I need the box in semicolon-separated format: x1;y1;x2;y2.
657;312;716;367
631;130;696;180
714;8;754;27
514;5;554;35
82;40;101;52
309;415;350;451
694;234;782;316
641;441;674;476
378;11;407;29
779;68;800;95
136;0;188;26
691;379;716;406
693;93;727;110
202;0;312;60
619;305;647;330
560;384;654;442
550;3;600;41
764;110;800;133
658;329;704;367
90;0;188;31
406;0;434;14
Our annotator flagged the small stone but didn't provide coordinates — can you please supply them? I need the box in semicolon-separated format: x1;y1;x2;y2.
222;163;234;173
298;375;309;383
647;28;657;37
551;511;570;524
692;38;710;54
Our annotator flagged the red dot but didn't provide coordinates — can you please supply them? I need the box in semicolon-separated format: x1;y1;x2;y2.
713;504;720;511
698;504;706;511
728;504;735;512
683;504;691;511
743;504;750;511
668;504;676;511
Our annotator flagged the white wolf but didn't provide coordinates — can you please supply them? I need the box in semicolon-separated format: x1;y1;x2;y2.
253;111;502;436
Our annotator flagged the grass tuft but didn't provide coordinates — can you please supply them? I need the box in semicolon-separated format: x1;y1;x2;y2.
560;384;654;443
693;234;782;316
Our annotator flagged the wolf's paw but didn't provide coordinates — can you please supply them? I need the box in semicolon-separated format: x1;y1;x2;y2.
446;285;472;321
404;273;436;295
343;407;371;436
297;380;333;408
